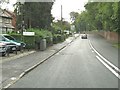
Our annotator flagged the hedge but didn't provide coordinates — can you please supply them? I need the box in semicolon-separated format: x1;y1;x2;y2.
28;28;53;39
53;34;66;44
10;34;39;49
9;28;68;49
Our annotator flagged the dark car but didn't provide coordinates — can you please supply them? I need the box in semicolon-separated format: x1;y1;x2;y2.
81;33;87;39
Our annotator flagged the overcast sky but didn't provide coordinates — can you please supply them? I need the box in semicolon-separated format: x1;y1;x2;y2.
51;0;88;22
1;0;88;22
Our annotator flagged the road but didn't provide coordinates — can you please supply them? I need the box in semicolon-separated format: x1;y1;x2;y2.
89;34;118;67
9;34;118;88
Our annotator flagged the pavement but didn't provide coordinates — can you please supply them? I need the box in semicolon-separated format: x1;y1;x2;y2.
0;34;80;89
0;50;36;64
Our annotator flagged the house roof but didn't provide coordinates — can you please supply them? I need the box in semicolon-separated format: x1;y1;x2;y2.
0;9;12;19
4;9;16;18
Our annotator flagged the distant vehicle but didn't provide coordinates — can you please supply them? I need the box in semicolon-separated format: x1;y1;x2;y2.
64;30;69;35
1;34;26;50
81;33;87;39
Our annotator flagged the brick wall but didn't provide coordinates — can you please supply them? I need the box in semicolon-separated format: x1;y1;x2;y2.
98;31;119;43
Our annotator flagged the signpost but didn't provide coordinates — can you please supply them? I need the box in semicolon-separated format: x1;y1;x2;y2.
71;25;75;31
23;32;35;36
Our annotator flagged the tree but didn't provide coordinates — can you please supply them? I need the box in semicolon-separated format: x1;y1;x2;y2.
52;20;71;34
14;2;54;30
70;11;79;24
74;2;119;32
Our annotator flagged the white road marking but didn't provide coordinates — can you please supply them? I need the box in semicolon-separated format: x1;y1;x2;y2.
19;72;25;78
89;40;120;73
96;56;120;79
10;77;16;80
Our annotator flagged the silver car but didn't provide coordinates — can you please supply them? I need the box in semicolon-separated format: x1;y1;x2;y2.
81;33;87;39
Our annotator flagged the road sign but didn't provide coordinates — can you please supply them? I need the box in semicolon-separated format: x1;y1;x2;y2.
23;32;35;36
71;25;75;31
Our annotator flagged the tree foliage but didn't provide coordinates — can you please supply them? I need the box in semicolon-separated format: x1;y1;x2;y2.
14;2;54;30
73;2;119;32
70;11;79;24
52;20;71;34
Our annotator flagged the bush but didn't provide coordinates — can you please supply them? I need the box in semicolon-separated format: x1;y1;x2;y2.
57;35;65;42
53;34;58;44
9;33;22;41
9;33;39;49
46;36;53;47
53;34;65;44
27;28;54;49
28;28;52;39
23;36;36;49
9;28;67;49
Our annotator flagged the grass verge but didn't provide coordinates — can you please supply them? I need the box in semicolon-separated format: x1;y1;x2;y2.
113;43;120;49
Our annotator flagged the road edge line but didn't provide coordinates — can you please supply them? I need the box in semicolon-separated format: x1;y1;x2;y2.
89;40;120;72
96;56;120;79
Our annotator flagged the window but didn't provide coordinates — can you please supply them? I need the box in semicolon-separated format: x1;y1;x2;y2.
4;35;15;40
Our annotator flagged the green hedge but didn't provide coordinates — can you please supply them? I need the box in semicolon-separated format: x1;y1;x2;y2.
10;34;22;41
28;28;53;39
28;28;53;47
10;34;38;49
53;35;58;44
46;36;53;47
23;36;36;49
53;34;65;44
9;28;67;49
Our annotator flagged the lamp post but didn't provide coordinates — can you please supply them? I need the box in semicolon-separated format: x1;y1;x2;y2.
20;1;25;40
19;1;25;52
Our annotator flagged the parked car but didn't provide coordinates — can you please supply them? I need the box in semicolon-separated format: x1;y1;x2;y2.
81;33;87;39
0;41;17;56
0;42;7;56
1;34;26;50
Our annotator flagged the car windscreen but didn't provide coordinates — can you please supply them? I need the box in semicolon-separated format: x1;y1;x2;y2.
4;35;15;40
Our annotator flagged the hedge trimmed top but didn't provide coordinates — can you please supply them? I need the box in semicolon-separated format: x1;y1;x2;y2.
27;28;53;39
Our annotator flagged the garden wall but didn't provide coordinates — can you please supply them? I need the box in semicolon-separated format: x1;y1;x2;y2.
98;31;119;43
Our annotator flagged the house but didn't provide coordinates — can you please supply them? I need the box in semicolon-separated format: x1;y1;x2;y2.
0;8;15;34
4;9;16;30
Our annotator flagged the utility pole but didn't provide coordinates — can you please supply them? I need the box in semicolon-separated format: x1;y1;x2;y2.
61;5;62;22
61;5;63;32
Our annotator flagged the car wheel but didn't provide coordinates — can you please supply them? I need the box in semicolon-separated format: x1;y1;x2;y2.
2;52;6;56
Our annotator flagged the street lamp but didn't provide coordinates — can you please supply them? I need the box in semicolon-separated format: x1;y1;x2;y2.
20;1;25;40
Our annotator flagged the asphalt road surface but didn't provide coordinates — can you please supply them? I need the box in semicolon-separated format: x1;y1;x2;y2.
9;35;118;88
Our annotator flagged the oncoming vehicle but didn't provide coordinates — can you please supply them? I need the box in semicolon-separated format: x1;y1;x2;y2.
81;33;87;39
1;34;26;50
